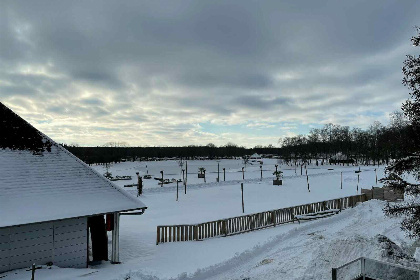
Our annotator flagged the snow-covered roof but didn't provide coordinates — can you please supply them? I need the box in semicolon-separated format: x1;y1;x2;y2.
0;103;146;228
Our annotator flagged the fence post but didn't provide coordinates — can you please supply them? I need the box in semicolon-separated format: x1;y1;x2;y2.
223;220;227;236
272;211;276;226
156;227;160;245
194;225;198;241
290;208;294;222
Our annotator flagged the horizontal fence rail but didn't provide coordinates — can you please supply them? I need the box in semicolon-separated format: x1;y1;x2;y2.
156;194;366;245
332;257;420;280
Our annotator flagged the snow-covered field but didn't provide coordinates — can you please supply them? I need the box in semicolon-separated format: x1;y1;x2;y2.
2;159;419;280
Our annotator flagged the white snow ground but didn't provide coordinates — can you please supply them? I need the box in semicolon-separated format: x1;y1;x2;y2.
1;160;418;280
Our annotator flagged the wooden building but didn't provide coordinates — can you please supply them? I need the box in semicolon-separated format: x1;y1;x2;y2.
0;103;147;273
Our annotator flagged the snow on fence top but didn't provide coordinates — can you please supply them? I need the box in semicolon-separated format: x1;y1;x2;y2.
0;102;146;228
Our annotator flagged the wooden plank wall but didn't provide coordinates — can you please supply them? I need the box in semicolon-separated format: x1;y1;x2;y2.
53;217;87;268
0;227;11;273
0;217;88;273
157;194;366;245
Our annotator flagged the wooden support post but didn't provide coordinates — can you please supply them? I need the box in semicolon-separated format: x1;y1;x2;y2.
241;183;244;213
223;168;226;181
184;179;187;194
260;165;262;180
242;167;245;180
332;268;337;280
375;168;377;185
156;227;160;245
111;212;120;263
160;170;163;187
31;263;35;280
301;165;303;175
182;169;185;181
341;172;343;189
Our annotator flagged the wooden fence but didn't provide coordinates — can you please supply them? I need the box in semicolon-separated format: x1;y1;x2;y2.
156;194;366;245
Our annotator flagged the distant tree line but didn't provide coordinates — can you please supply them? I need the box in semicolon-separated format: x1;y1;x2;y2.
280;112;416;165
63;142;282;164
63;111;415;166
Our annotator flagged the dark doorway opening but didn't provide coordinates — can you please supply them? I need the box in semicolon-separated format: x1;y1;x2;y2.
88;215;108;262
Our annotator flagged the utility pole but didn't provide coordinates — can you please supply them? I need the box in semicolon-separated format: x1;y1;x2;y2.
176;180;179;201
357;174;360;193
217;162;220;182
184;179;187;194
241;183;244;213
306;168;310;192
186;161;188;181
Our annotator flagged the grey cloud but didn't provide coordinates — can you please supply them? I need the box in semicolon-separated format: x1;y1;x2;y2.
80;98;104;106
236;95;292;110
1;0;419;146
0;84;37;96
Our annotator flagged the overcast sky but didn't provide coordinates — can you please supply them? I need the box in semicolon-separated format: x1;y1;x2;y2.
1;1;419;147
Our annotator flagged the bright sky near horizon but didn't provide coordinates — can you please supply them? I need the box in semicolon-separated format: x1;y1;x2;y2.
1;1;419;147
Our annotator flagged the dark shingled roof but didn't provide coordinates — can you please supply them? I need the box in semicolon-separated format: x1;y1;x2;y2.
0;102;52;153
